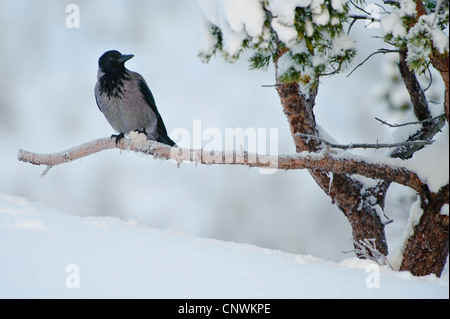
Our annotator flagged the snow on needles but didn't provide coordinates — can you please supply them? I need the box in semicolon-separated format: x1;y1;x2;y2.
197;0;266;57
197;0;351;57
381;13;407;38
267;0;312;25
197;0;356;90
380;0;449;70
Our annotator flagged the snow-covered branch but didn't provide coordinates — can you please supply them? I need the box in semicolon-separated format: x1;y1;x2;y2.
17;136;426;193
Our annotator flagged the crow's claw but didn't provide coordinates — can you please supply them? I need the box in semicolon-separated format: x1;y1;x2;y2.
111;133;125;146
134;128;148;137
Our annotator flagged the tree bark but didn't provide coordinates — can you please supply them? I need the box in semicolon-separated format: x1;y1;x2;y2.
431;52;450;123
398;49;431;122
396;1;450;276
400;185;450;276
414;0;450;123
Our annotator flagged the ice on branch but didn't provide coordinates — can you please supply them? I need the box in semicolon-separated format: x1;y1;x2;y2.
197;0;355;88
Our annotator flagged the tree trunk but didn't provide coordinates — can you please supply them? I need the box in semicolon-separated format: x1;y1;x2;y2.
400;186;449;276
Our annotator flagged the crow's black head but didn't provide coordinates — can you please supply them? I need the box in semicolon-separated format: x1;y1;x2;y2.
98;50;134;73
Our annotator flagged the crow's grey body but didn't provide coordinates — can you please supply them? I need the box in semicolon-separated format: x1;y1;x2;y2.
94;50;175;146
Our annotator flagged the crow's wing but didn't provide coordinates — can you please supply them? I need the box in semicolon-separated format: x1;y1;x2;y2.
131;71;175;146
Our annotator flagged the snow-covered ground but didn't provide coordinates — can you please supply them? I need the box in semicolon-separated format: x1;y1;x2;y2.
1;193;447;299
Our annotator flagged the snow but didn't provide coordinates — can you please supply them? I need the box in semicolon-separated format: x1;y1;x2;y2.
198;17;218;57
381;13;407;38
197;0;266;56
431;27;449;54
289;41;310;55
311;0;330;25
399;0;417;16
332;34;356;56
389;196;423;270
404;124;449;193
331;0;349;13
267;0;312;25
389;112;423;144
313;8;330;26
441;204;449;216
0;193;447;298
305;19;314;37
272;18;298;43
382;4;449;66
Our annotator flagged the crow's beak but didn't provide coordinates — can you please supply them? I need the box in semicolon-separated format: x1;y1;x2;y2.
118;54;134;63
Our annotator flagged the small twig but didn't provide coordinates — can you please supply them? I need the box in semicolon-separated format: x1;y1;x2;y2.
382;0;400;6
347;49;399;77
348;14;378;21
321;64;340;76
371;36;396;46
347;15;381;33
41;165;54;178
374;3;390;14
423;67;433;92
375;113;446;128
347;17;358;34
350;0;371;15
344;238;394;269
261;84;279;88
295;133;433;150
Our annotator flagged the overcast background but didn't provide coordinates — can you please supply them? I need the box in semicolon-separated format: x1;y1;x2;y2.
2;0;441;261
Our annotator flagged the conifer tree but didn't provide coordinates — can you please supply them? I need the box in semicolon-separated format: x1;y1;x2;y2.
197;0;449;276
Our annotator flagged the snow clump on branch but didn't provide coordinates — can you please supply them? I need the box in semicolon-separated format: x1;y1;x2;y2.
197;0;355;89
380;0;449;72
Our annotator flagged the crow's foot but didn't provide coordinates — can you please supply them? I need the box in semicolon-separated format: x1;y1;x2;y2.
111;133;125;146
134;128;148;137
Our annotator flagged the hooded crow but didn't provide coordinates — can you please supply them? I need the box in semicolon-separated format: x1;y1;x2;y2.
95;50;176;146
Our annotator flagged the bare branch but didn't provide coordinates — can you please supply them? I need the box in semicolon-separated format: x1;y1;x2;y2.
374;3;391;14
423;67;433;92
375;113;446;128
295;133;433;150
348;14;380;21
347;49;399;77
17;136;426;193
349;0;371;15
347;14;381;33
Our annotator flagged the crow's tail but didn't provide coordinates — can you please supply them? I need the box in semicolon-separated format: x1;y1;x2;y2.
158;133;177;147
